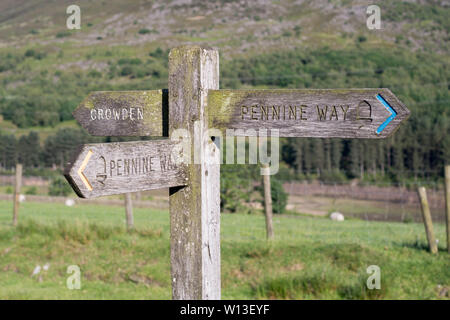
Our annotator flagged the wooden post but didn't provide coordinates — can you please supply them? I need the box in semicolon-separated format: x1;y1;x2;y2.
262;164;274;240
168;46;220;299
135;191;142;202
445;165;450;253
417;187;438;254
12;163;22;227
124;193;134;231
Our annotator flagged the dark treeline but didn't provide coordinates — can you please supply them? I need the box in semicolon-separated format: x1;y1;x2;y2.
0;129;152;171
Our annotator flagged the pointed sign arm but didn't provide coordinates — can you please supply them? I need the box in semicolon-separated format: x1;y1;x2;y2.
64;140;186;198
206;88;410;139
73;90;168;137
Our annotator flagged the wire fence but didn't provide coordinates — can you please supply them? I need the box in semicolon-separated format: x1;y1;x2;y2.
284;179;447;223
0;171;447;224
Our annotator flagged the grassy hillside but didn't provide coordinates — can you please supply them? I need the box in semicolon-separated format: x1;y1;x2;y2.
1;0;448;129
0;2;448;187
0;200;448;299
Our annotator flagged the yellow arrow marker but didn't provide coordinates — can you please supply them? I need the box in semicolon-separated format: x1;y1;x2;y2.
77;150;93;191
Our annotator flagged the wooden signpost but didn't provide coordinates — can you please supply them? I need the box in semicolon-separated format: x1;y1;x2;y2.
64;45;410;300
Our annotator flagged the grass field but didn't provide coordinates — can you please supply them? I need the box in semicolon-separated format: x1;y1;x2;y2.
0;200;448;300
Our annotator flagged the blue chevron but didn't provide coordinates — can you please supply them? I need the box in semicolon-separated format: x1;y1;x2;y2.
376;94;397;134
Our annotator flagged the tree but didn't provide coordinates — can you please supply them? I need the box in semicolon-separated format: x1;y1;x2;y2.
17;131;40;167
0;132;17;169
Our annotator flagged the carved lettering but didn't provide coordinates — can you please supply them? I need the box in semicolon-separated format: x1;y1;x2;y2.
317;105;328;121
300;105;308;120
89;107;145;121
239;104;351;122
102;153;176;178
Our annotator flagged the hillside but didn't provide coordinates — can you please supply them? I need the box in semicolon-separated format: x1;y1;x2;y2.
0;0;448;54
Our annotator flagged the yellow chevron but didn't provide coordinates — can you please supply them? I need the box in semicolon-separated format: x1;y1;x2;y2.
77;150;93;191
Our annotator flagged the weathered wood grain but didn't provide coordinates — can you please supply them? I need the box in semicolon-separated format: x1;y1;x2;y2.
124;193;134;231
207;88;410;138
64;140;186;199
169;45;221;300
73;90;168;136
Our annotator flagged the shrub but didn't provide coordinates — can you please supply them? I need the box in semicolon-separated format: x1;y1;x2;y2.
48;176;72;196
357;35;367;43
24;49;35;57
220;165;255;213
149;47;164;58
138;28;151;34
120;66;133;76
258;178;288;214
270;179;288;214
24;49;46;60
56;31;71;38
25;186;37;195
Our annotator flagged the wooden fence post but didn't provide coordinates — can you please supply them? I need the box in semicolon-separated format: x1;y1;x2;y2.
12;163;22;227
445;165;450;253
262;164;274;240
124;193;134;231
168;46;220;299
135;191;142;202
417;187;438;254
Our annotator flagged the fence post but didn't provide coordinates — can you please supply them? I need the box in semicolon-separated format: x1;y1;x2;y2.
124;193;134;231
168;46;220;300
445;165;450;253
12;163;22;227
262;164;274;240
417;187;438;254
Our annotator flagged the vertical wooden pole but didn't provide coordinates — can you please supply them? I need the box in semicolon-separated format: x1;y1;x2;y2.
135;191;142;202
168;46;220;300
445;165;450;253
124;193;134;231
12;163;22;227
262;164;274;240
417;187;438;254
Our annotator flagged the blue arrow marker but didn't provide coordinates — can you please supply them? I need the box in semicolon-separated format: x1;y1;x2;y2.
376;94;397;134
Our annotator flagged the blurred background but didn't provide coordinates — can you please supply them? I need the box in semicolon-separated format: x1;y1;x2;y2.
0;0;448;300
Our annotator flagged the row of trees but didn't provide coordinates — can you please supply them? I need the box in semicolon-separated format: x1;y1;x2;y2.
0;47;448;181
0;129;99;170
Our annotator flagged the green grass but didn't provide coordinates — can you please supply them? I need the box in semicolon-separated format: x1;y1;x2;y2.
0;200;448;299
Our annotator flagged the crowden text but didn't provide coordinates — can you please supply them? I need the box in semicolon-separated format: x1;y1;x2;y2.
90;107;144;121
